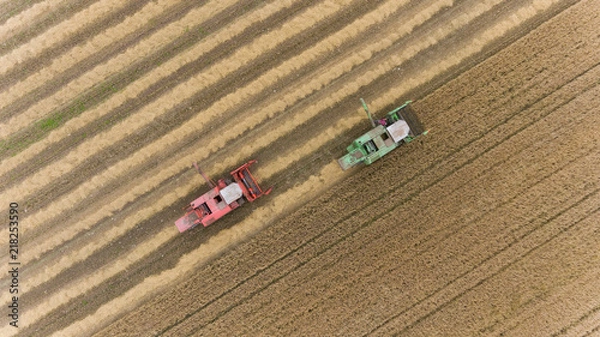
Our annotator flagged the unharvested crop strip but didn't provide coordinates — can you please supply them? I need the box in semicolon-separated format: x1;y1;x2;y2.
0;0;129;76
291;67;600;332
16;0;424;263
326;118;600;335
361;149;600;337
403;207;600;337
248;108;599;334
370;0;568;113
388;200;600;337
0;0;223;138
0;0;293;176
0;0;346;211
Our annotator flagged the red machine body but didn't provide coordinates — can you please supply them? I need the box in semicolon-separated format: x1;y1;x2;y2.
175;160;272;233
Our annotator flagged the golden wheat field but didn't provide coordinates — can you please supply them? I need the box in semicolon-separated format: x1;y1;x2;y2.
0;0;598;336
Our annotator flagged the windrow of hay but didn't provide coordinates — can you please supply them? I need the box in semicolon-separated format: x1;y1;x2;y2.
0;0;294;176
0;0;349;211
0;0;236;138
0;0;184;128
0;0;129;76
0;0;68;41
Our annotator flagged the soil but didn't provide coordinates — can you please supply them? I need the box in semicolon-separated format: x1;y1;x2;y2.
0;0;598;336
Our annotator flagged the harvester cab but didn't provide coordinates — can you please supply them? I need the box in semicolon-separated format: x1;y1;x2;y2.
175;160;272;233
337;99;427;170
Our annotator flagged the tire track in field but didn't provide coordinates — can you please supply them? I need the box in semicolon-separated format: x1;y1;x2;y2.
0;0;128;76
16;0;418;265
0;0;184;133
0;0;234;139
0;0;67;41
555;299;600;337
364;136;600;335
481;267;600;336
28;163;345;337
399;202;600;337
0;0;348;215
0;0;292;177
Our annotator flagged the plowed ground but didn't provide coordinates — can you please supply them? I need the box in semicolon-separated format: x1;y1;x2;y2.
0;0;598;336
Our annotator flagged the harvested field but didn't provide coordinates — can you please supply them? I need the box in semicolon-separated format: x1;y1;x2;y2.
0;0;598;336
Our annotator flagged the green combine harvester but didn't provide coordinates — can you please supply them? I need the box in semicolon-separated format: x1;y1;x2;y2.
337;99;428;170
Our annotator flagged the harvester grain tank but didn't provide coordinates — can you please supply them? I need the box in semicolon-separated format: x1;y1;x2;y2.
337;99;427;170
175;160;272;233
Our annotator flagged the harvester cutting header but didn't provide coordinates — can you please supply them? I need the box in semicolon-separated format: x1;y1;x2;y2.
337;99;427;170
175;160;272;233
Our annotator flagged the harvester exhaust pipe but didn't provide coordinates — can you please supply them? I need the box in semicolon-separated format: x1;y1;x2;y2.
360;98;377;128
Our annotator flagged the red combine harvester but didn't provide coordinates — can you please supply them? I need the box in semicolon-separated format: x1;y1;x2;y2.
175;160;272;233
